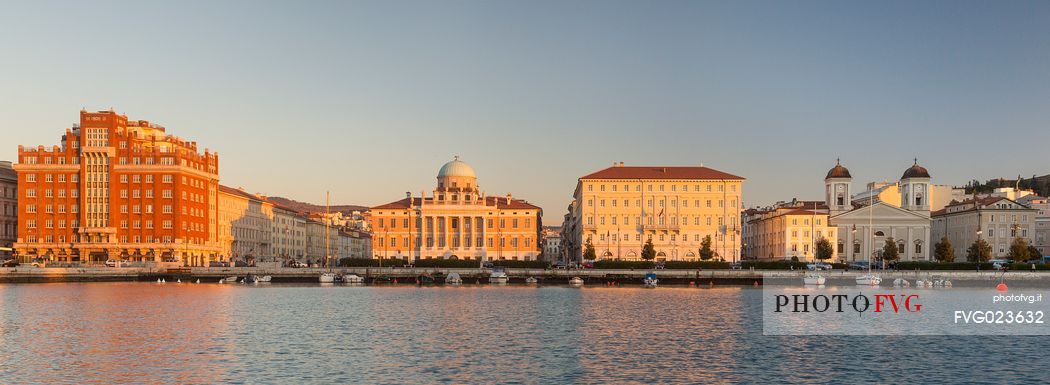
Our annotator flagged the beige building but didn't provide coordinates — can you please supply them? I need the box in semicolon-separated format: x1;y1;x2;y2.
272;204;307;261
542;226;562;262
217;185;275;262
931;196;1038;260
743;202;838;262
826;160;933;262
852;181;964;212
1018;196;1048;258
569;163;745;262
1;161;16;259
367;157;542;262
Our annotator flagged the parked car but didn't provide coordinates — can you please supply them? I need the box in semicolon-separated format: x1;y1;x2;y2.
104;259;119;267
991;260;1012;270
807;262;832;271
848;261;869;270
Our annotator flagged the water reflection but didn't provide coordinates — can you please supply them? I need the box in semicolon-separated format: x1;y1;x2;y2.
0;283;1046;384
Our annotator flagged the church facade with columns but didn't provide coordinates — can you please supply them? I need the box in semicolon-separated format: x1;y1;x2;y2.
367;157;542;262
825;160;933;262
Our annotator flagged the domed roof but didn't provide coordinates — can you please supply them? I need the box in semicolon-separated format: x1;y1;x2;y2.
437;156;476;178
902;159;930;179
825;159;851;179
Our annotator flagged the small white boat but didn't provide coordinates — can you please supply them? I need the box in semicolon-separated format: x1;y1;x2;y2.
568;276;584;286
445;273;463;285
489;266;509;284
893;278;910;287
195;279;200;284
525;277;538;285
855;274;882;286
489;272;509;284
222;276;238;283
257;276;272;283
803;274;826;286
342;274;363;283
319;272;337;283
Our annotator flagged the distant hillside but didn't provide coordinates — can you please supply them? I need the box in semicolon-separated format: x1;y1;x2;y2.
964;174;1050;197
266;196;369;214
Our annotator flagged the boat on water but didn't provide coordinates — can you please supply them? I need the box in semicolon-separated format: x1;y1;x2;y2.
643;273;658;288
319;272;337;283
243;275;258;284
856;274;882;286
803;273;826;286
489;267;509;284
568;276;584;286
893;278;910;287
222;276;239;283
342;274;363;283
257;275;272;283
445;273;463;285
525;277;539;285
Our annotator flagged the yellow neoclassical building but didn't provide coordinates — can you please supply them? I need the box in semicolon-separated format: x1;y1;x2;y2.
743;203;838;261
367;157;542;262
567;163;745;262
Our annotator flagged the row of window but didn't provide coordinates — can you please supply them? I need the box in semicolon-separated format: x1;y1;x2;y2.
378;235;534;249
378;217;533;230
586;215;737;227
588;198;739;209
587;183;737;193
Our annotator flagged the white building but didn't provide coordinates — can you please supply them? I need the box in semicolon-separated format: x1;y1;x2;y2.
825;160;933;262
932;196;1038;260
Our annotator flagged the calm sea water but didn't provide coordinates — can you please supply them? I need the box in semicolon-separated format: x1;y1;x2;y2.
0;282;1045;384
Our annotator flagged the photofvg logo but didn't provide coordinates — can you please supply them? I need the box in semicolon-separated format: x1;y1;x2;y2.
774;293;922;314
761;277;1049;336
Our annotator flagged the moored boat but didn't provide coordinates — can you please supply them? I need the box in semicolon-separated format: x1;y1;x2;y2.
257;275;272;283
855;274;882;286
319;272;337;283
568;276;584;286
342;274;363;283
525;277;538;285
222;276;239;283
445;273;463;285
803;273;826;286
643;273;658;288
489;266;509;284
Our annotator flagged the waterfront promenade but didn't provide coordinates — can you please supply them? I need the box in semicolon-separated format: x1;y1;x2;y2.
2;266;1048;285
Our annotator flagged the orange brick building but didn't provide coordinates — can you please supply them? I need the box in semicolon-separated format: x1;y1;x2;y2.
14;109;220;266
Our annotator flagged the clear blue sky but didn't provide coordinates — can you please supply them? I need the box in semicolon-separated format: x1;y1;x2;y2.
2;0;1049;222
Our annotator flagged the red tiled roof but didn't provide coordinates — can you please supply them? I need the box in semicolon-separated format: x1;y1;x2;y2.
484;196;541;210
580;166;744;180
219;184;262;201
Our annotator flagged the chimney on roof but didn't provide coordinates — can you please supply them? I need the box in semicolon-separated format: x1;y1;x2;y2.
619;161;624;166
661;167;667;172
406;192;411;199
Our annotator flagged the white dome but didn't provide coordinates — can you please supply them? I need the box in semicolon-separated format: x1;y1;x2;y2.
437;156;476;178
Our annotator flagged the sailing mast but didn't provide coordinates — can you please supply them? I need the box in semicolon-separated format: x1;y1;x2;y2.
325;191;330;270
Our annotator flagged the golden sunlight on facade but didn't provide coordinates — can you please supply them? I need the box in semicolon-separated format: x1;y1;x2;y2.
564;163;745;262
367;157;542;262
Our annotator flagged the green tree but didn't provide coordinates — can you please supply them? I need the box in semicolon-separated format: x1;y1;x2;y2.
815;237;834;261
966;238;992;262
1028;245;1042;261
1009;237;1030;262
933;236;955;263
641;238;656;261
583;239;596;261
882;238;899;262
699;235;715;260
